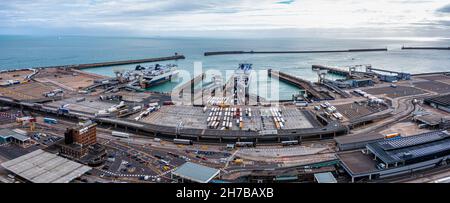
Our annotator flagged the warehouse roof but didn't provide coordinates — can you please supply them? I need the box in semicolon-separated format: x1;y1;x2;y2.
0;149;91;183
425;94;450;106
172;162;220;183
335;133;384;145
0;129;30;142
314;172;337;183
366;131;450;164
415;114;448;126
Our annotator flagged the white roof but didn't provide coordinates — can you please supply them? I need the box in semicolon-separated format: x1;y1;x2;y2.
0;129;30;142
314;172;337;183
172;162;220;183
1;149;91;183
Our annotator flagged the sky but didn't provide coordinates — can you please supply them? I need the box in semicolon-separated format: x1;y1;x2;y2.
0;0;449;38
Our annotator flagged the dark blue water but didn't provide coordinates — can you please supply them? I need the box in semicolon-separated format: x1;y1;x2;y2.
1;35;449;99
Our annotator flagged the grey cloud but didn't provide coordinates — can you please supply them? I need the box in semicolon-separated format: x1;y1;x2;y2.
437;4;450;13
0;0;449;37
437;20;450;26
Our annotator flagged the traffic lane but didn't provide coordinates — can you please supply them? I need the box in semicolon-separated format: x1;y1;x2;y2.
103;143;164;176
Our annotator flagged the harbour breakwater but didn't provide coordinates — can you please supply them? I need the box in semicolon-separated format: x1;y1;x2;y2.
25;54;185;70
204;48;388;56
402;46;450;50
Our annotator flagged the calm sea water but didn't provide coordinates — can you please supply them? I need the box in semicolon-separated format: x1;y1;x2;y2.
1;35;449;100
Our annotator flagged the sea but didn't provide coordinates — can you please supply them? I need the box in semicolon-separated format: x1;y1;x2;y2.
1;35;449;100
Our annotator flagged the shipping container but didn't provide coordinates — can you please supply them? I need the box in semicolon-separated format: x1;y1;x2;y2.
44;117;58;124
173;139;193;145
235;142;255;147
76;97;86;102
384;133;401;139
112;131;130;138
275;121;281;129
281;140;299;146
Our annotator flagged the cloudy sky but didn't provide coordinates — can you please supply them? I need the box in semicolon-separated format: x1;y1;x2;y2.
0;0;449;38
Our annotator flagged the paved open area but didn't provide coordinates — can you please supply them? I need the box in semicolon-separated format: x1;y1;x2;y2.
418;75;450;81
34;68;105;91
337;151;378;175
143;106;207;129
282;108;317;129
142;105;316;131
48;97;118;115
364;86;427;98
238;144;330;158
0;69;34;86
379;122;430;137
0;143;41;160
335;102;388;121
0;82;62;101
414;81;450;94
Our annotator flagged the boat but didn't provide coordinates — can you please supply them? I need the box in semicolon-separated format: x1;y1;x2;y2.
119;64;179;89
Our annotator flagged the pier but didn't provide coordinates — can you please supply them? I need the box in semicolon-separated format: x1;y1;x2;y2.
204;48;387;56
172;73;206;105
30;54;186;70
402;46;450;50
367;67;404;75
268;69;332;101
312;65;350;77
322;82;352;98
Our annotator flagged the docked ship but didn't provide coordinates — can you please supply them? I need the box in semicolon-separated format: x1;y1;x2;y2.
119;64;179;89
232;63;253;105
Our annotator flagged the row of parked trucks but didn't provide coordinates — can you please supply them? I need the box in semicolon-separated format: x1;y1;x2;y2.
315;102;344;120
207;97;230;106
353;89;385;104
134;103;159;121
206;106;252;130
16;116;36;123
16;116;57;124
96;101;143;117
269;107;285;129
0;80;20;86
43;89;63;97
230;140;300;148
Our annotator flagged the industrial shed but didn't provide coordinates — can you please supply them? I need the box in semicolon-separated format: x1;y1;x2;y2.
0;129;31;145
366;130;450;167
1;149;91;183
171;162;220;183
314;172;337;183
335;133;384;151
338;130;450;182
424;94;450;113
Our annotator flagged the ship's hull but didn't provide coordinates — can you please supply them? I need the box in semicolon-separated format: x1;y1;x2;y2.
142;71;179;88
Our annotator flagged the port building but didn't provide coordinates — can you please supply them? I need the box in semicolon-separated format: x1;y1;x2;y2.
314;172;337;183
413;114;450;130
338;130;450;182
1;149;91;183
171;162;220;183
424;94;450;113
60;120;98;158
0;129;31;146
335;133;384;151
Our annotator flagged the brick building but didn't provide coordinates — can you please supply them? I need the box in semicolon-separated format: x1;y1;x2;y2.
60;121;97;158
